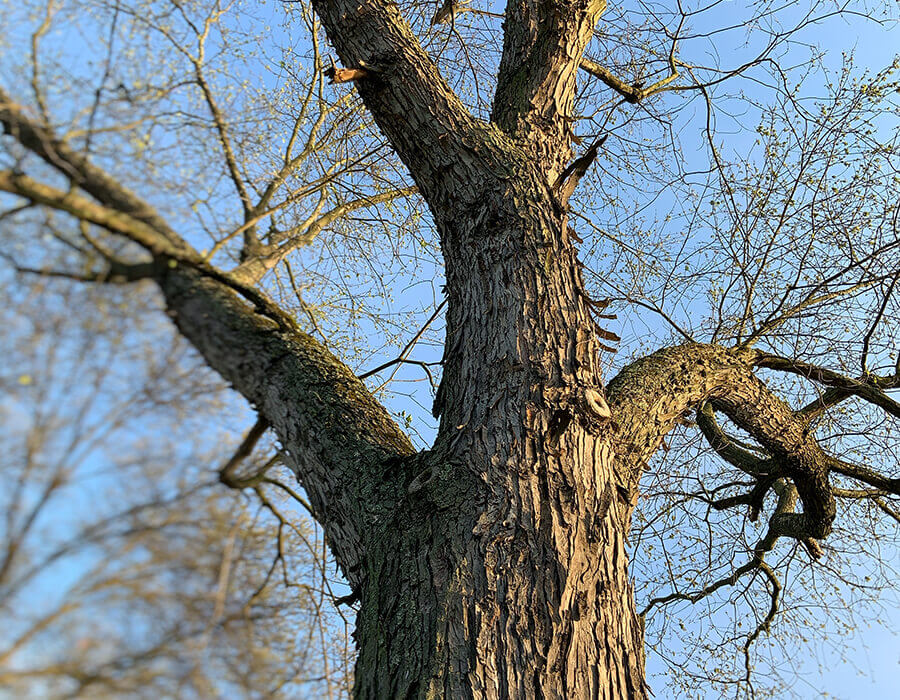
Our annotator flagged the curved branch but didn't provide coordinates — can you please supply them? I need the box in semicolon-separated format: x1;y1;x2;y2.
742;560;781;689
609;343;836;543
607;343;758;483
218;416;273;488
695;402;784;522
695;402;772;477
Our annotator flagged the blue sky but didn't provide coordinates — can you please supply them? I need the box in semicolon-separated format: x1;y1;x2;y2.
2;0;899;697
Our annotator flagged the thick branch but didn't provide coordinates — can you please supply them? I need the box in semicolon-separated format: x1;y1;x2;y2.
695;402;771;477
607;344;758;483
608;343;836;542
309;0;510;210
159;266;416;585
711;385;835;541
828;458;900;494
492;0;607;174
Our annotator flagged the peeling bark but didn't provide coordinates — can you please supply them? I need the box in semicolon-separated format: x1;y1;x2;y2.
346;146;645;698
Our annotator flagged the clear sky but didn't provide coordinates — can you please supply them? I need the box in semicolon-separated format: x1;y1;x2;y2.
2;0;899;697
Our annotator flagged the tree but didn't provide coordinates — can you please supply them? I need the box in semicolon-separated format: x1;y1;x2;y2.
2;0;899;697
0;272;355;698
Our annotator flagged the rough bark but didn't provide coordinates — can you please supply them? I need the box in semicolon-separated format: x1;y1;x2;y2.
346;149;647;696
158;265;416;586
607;344;837;542
493;0;608;176
282;5;653;691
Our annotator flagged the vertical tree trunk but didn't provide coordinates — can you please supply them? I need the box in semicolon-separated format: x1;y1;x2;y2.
353;439;645;699
351;166;647;698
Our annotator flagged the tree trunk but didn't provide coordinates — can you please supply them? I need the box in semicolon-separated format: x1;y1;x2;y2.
349;159;647;697
353;437;645;699
155;254;840;698
350;446;648;700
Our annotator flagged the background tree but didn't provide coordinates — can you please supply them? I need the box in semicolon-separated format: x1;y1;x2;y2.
0;267;356;698
1;0;899;697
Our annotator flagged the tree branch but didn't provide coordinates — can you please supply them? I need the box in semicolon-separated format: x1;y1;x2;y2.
159;266;415;585
309;0;506;210
231;186;418;286
754;352;900;419
828;458;900;495
607;343;759;484
492;0;607;174
609;344;837;543
0;170;181;258
0;88;181;244
641;479;802;620
218;416;273;488
695;402;772;477
6;260;156;285
579;56;680;104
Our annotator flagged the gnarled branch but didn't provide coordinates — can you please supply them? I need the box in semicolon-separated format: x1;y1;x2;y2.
608;344;838;546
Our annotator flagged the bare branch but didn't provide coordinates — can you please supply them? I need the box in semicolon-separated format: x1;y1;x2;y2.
829;458;900;495
218;415;273;488
230;186;418;285
579;57;681;104
0;169;181;257
359;299;446;386
754;352;900;419
0;88;180;242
